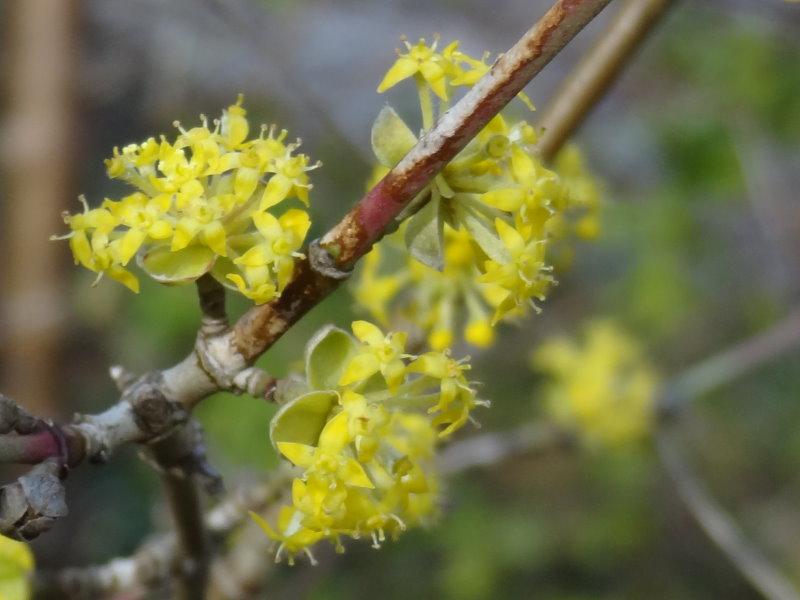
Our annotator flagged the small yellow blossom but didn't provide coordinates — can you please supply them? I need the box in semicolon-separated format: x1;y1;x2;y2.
339;321;408;392
532;320;658;447
255;321;486;563
541;145;604;270
378;37;451;100
56;96;317;303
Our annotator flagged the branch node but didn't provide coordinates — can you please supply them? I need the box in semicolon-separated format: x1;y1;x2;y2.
144;420;224;496
194;331;249;393
232;367;276;400
126;373;188;440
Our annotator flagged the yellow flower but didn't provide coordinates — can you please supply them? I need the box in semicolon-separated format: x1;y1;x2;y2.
227;209;311;302
408;351;484;437
364;37;605;350
339;321;408;392
532;320;658;447
257;321;484;563
352;246;406;325
377;37;450;100
0;535;33;600
56;96;316;302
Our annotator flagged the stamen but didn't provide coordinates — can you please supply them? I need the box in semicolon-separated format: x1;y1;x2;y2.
303;548;318;566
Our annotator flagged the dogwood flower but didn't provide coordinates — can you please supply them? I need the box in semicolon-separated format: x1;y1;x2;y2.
56;96;317;303
532;320;657;447
254;321;486;563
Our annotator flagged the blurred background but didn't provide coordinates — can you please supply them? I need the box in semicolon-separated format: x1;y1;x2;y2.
1;0;800;598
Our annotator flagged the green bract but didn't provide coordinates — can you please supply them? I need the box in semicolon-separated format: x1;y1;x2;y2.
371;105;418;168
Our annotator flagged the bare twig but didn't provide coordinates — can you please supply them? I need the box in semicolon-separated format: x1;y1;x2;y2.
536;0;674;162
653;308;800;600
660;306;800;415
145;420;223;600
657;428;800;600
438;423;572;474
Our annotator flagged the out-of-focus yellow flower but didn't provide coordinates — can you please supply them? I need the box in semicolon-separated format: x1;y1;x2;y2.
546;145;603;270
0;536;33;600
56;96;317;303
532;320;658;448
255;321;486;564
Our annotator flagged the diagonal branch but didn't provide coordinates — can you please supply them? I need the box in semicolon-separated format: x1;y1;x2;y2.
657;428;800;600
660;306;800;416
0;0;612;549
232;0;614;361
536;0;674;162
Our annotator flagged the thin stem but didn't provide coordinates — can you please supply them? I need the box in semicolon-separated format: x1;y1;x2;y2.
537;0;674;162
149;429;211;600
160;471;209;600
661;307;800;415
657;428;800;600
416;75;435;130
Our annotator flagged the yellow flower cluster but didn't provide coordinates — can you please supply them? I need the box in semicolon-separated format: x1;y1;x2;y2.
532;320;658;448
252;321;485;563
353;38;603;350
354;228;499;350
0;535;33;600
377;37;534;109
56;96;316;303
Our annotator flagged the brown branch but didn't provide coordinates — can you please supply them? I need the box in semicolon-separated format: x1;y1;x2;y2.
232;0;613;361
144;420;223;600
536;0;674;162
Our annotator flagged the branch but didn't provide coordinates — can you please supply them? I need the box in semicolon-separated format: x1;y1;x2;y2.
1;0;611;548
438;423;572;474
657;428;800;600
36;468;293;599
232;0;613;361
536;0;674;162
660;306;800;416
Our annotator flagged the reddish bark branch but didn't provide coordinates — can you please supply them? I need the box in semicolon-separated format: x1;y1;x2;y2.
0;431;61;465
233;0;613;361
